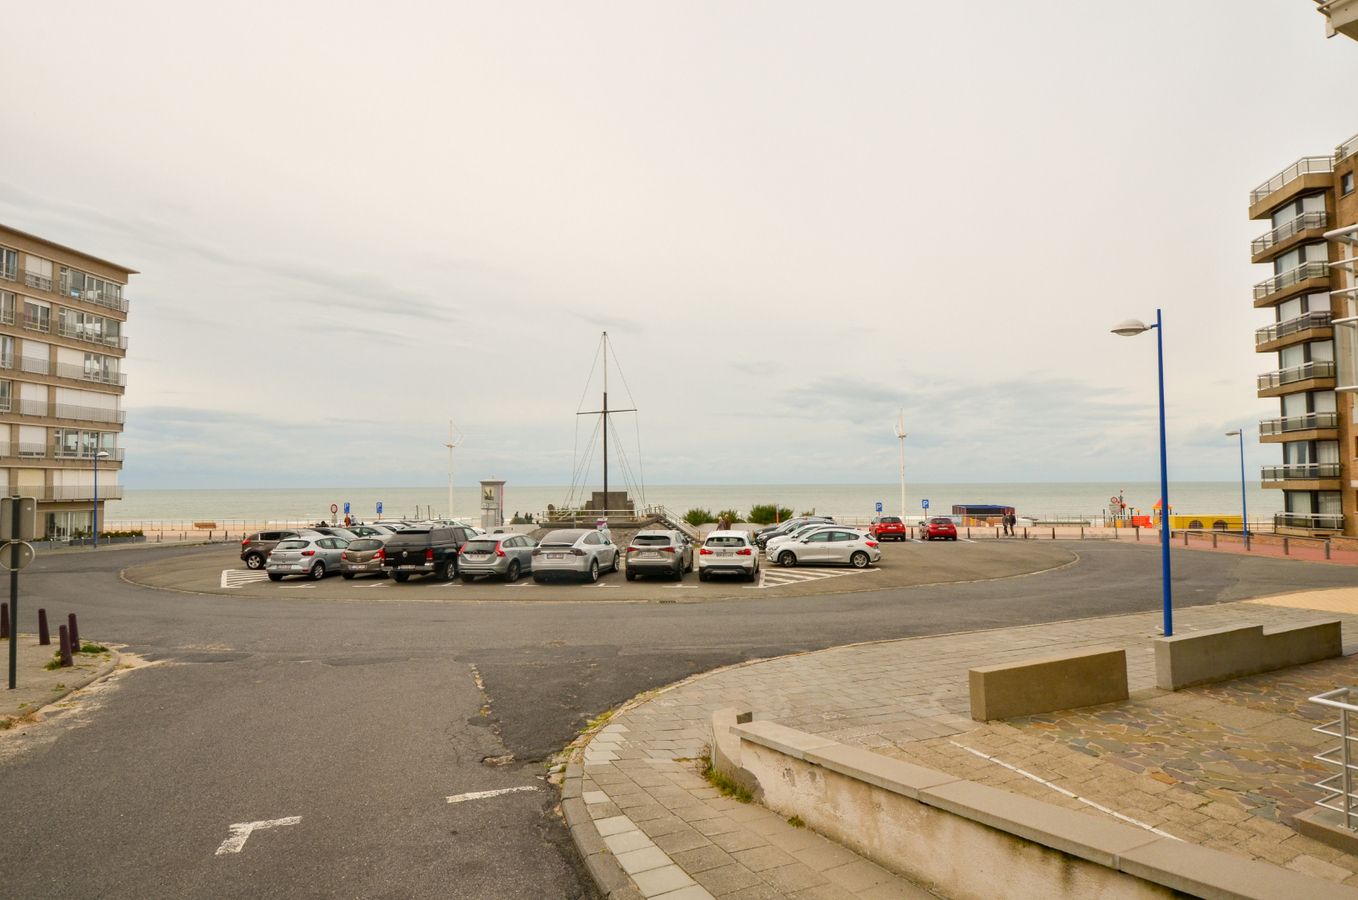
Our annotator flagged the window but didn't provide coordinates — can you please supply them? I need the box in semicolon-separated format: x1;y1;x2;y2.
0;248;15;281
1345;172;1355;195
1275;243;1329;274
0;336;12;369
0;380;12;413
1271;193;1327;228
0;291;12;325
23;255;51;290
22;298;49;332
1280;340;1332;368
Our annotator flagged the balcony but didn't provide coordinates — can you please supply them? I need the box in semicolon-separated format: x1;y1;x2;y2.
21;313;50;334
1340;131;1358;164
1257;360;1336;391
56;321;126;350
18;485;126;502
52;445;124;462
21;270;52;293
1256;311;1332;347
1252;156;1335;207
1262;463;1342;481
1254;262;1331;302
1274;512;1345;531
1260;412;1340;435
53;403;125;424
16;442;44;458
53;362;125;386
19;356;48;375
0;265;14;283
0;308;13;326
1252;211;1329;258
56;278;129;314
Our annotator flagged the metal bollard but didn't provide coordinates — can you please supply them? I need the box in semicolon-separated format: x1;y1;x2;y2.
1023;528;1028;540
1245;534;1251;551
1135;526;1140;541
1212;533;1217;549
1283;537;1290;556
58;625;72;667
37;608;49;645
68;613;80;653
1051;528;1055;540
1326;540;1332;560
1184;531;1189;546
0;602;7;640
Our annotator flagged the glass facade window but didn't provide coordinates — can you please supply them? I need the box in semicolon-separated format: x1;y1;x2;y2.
44;511;93;541
22;298;49;332
0;248;15;281
1274;242;1330;274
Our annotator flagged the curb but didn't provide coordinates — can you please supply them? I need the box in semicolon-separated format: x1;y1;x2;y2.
561;760;642;900
30;647;122;714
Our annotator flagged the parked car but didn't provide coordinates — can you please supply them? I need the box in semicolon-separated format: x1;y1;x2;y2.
381;524;477;582
266;536;349;581
624;529;693;581
698;531;759;582
765;521;836;553
340;537;390;579
347;524;396;538
925;517;958;541
311;526;359;541
869;516;907;542
458;533;538;582
752;516;834;549
767;527;880;569
530;529;620;583
241;529;319;570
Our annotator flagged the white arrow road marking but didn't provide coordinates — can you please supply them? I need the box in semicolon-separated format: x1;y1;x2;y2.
446;785;539;804
215;816;302;855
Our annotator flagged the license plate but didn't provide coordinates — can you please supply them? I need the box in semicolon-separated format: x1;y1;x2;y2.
719;550;732;557
468;553;488;559
549;553;564;559
641;552;659;558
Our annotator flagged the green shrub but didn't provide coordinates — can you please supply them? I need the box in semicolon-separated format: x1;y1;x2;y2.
716;509;743;526
747;504;793;525
798;510;817;517
683;508;717;527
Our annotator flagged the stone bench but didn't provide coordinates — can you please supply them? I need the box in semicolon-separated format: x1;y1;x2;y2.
968;646;1128;721
1154;619;1342;690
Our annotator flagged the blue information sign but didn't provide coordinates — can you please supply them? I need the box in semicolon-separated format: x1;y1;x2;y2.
875;502;882;513
922;499;930;509
344;502;350;514
376;502;383;514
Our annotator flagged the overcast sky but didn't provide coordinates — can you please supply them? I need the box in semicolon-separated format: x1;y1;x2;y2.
1;2;1354;492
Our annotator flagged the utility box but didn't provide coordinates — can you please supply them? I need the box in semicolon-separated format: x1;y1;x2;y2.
0;497;38;541
480;479;506;530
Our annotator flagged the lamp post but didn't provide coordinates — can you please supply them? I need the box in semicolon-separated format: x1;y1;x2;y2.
93;449;109;548
1112;310;1173;636
1225;430;1249;548
893;409;907;521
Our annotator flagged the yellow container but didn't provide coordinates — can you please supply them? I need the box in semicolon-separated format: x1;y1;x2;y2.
1167;515;1243;531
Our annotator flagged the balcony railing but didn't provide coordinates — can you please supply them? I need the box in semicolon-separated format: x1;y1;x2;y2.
1252;156;1335;205
21;313;50;334
1257;360;1336;389
1254;262;1331;300
56;280;128;313
1262;463;1342;481
1276;512;1345;530
0;352;12;370
15;485;126;501
1260;412;1340;435
17;442;45;458
0;308;13;326
21;270;52;292
1339;132;1358;165
1252;211;1329;256
17;399;45;417
53;362;125;386
56;321;126;350
0;265;14;282
52;446;124;462
1256;310;1333;345
53;403;125;424
19;356;49;375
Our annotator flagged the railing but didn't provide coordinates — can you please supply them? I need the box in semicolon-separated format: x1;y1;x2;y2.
1257;359;1336;389
53;403;125;424
53;446;124;461
53;361;125;385
1309;687;1358;830
16;442;45;458
21;313;50;333
1339;132;1358;165
57;279;128;313
19;356;48;375
1252;156;1335;205
1260;411;1340;435
1262;463;1342;481
1252;211;1329;256
1256;310;1332;344
20;269;52;292
1275;512;1345;530
0;265;13;282
17;399;45;417
30;485;125;501
0;352;11;370
1254;262;1330;300
56;321;126;349
0;308;13;326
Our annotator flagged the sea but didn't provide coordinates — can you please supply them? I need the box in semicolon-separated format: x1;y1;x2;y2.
103;482;1271;527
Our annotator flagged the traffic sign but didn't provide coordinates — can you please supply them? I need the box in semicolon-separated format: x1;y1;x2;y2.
330;504;338;515
376;502;383;514
922;499;930;509
0;498;37;541
875;502;882;513
0;542;34;571
344;502;350;515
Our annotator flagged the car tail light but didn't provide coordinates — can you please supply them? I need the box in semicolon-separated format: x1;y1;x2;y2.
700;548;713;555
531;549;542;556
341;552;348;560
376;549;385;561
302;550;315;556
426;549;434;561
242;539;249;547
570;548;586;556
866;541;878;548
661;547;674;553
736;548;752;556
496;546;505;557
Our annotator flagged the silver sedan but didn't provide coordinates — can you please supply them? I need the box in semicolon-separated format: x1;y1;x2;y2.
267;536;349;581
531;529;620;583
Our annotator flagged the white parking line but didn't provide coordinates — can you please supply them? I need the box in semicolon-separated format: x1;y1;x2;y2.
747;567;875;589
215;816;301;855
278;585;315;590
359;582;388;588
446;786;539;804
220;569;270;589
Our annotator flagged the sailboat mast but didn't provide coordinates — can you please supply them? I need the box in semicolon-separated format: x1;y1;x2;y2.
602;332;608;516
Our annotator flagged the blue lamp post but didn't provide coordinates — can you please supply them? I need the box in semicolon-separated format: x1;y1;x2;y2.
1225;429;1249;549
93;449;109;548
1112;310;1173;636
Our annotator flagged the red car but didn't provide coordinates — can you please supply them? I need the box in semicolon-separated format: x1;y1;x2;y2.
925;517;958;541
869;516;907;542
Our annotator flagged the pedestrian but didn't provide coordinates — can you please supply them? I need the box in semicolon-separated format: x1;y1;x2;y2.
1007;512;1016;536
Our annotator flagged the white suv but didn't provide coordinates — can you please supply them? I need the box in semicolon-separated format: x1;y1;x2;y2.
698;531;759;582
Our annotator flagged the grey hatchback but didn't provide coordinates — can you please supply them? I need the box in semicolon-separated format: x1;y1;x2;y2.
266;536;349;581
340;537;389;579
458;533;538;582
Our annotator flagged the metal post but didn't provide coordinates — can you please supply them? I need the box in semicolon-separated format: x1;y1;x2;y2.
1155;309;1173;637
1345;707;1352;830
1284;537;1290;555
1212;532;1217;549
1327;540;1333;560
93;452;98;548
8;494;18;689
1238;429;1249;545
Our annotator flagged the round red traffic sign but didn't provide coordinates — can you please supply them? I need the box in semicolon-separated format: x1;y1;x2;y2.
331;504;338;514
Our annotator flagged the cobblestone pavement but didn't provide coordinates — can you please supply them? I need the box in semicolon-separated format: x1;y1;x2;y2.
570;594;1358;898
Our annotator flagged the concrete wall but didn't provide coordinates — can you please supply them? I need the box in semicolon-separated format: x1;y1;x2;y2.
1154;619;1342;690
969;647;1129;721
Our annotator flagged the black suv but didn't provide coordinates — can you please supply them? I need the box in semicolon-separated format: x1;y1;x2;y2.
381;524;476;582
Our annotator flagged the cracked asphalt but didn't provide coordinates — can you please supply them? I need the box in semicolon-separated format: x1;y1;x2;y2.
0;538;1355;899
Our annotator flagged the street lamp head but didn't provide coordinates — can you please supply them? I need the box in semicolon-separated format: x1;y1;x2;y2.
1111;318;1152;337
1225;430;1241;437
95;450;109;459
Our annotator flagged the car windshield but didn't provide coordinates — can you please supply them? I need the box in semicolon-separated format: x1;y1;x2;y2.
880;517;902;524
463;540;499;552
931;518;952;525
348;539;383;551
633;534;672;546
705;536;747;547
542;530;587;546
276;540;310;550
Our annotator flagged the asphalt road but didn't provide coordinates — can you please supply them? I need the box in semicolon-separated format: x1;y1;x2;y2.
1;539;1356;900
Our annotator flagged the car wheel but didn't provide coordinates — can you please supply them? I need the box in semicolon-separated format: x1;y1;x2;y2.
745;568;757;582
342;573;354;580
625;569;636;581
505;560;520;582
587;559;599;583
778;551;797;568
611;552;620;573
267;573;283;582
245;553;264;570
673;565;683;581
394;572;409;583
850;551;869;568
460;574;475;583
309;561;326;580
533;574;546;584
435;561;452;581
698;569;710;582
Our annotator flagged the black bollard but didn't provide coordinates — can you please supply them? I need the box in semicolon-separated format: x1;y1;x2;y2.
0;601;7;640
68;613;80;653
58;625;72;667
37;608;48;645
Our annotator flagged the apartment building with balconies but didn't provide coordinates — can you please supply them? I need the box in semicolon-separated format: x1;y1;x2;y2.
1251;133;1358;534
0;224;133;539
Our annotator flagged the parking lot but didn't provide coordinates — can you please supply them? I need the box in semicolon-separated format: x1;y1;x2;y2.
123;538;1078;602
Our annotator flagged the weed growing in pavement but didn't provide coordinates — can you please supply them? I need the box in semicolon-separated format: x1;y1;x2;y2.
43;658;61;671
79;644;107;654
787;815;805;828
699;747;752;803
0;717;13;730
52;683;65;691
